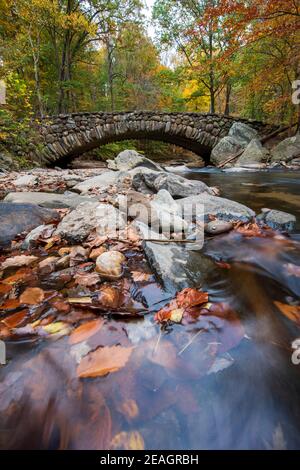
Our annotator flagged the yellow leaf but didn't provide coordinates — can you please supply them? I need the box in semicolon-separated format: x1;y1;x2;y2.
110;431;144;450
170;308;184;323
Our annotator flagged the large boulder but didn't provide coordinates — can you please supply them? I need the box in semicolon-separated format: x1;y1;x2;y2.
73;170;119;194
143;240;216;294
54;202;125;243
0;202;60;248
211;136;242;166
4;192;96;209
235;138;269;166
258;209;296;232
270;134;300;163
128;167;212;197
107;149;163;172
176;193;255;223
228;122;258;146
152;172;212;198
211;122;259;166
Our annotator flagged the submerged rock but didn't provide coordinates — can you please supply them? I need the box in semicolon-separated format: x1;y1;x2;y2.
143;241;216;294
258;209;296;232
0;202;60;248
4;192;95;209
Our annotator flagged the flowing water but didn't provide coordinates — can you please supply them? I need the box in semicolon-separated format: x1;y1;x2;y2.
1;169;300;450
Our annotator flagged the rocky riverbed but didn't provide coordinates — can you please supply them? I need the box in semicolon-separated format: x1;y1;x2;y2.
0;149;299;450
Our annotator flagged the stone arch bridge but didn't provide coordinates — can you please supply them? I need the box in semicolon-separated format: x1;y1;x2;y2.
39;111;269;166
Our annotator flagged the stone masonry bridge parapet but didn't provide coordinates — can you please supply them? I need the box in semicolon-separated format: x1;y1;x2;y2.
39;111;270;165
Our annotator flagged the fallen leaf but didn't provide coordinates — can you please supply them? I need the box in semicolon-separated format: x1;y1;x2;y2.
131;271;152;282
215;261;231;269
154;307;171;323
42;321;69;335
176;288;209;308
1;255;38;270
51;300;71;313
0;298;20;311
74;272;101;287
38;256;59;274
69;319;103;345
97;286;120;308
69;246;87;266
110;431;144;450
68;296;93;304
89;246;106;260
118;399;139;420
58;247;72;256
274;301;300;325
20;287;45;305
2;268;34;285
77;345;133;378
0;283;12;295
2;309;28;328
170;308;184;323
235;222;273;238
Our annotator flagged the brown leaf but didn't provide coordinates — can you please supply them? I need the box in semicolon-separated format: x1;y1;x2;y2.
131;271;151;282
77;345;133;378
20;287;45;305
2;309;28;328
1;255;38;270
117;399;139;420
51;300;71;314
69;319;104;345
0;298;20;311
69;246;87;266
38;256;59;274
98;286;121;308
2;267;34;285
89;246;106;260
176;288;209;308
74;272;101;287
0;283;12;295
274;301;300;325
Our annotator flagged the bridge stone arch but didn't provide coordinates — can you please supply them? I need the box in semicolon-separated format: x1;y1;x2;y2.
39;111;268;165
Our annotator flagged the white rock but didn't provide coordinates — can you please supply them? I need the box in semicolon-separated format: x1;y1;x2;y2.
15;174;37;187
73;171;119;194
95;250;126;279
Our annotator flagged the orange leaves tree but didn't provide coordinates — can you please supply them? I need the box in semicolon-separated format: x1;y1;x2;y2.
205;0;300;124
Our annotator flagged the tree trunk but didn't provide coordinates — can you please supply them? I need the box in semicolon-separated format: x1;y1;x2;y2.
224;82;231;116
107;36;115;112
28;32;43;118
